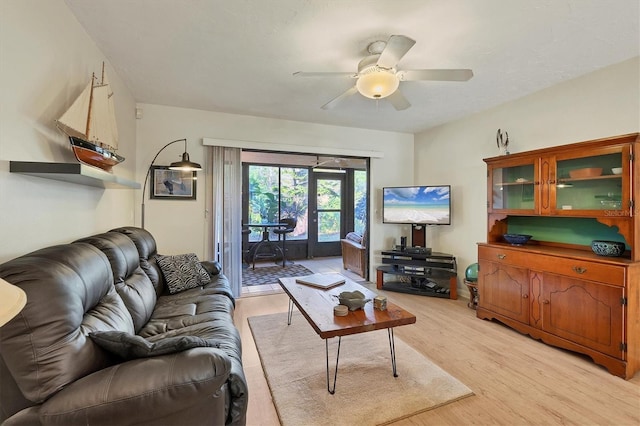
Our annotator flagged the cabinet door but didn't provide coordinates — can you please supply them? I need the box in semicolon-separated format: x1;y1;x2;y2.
487;157;538;214
552;145;631;217
478;260;530;324
541;273;624;358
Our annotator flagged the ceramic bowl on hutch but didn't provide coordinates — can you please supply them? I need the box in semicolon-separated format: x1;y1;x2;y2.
591;240;626;257
611;167;623;175
503;233;532;246
569;167;602;178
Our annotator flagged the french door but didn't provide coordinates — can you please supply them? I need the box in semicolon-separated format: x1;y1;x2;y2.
309;171;345;257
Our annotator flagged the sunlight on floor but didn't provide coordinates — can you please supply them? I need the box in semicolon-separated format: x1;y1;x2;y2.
240;256;366;298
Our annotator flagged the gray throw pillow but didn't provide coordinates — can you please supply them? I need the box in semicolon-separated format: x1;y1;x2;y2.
156;253;211;294
89;331;220;359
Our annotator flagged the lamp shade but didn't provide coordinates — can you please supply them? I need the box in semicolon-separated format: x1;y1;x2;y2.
169;151;202;171
356;69;399;99
0;278;26;327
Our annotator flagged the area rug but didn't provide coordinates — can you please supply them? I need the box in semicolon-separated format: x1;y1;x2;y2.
242;264;314;286
248;311;474;426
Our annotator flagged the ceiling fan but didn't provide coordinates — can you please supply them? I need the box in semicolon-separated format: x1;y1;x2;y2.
313;156;348;169
293;35;473;111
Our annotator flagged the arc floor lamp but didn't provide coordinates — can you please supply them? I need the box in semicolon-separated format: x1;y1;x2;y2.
141;138;202;229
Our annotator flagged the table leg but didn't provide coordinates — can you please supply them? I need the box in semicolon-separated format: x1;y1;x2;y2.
388;328;398;377
287;298;294;325
325;337;342;395
250;234;284;269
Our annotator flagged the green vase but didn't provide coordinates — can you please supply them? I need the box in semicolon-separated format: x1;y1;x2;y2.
465;263;478;282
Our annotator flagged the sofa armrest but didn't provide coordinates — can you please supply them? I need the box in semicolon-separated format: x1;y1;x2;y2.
40;348;231;425
340;238;367;278
340;238;364;250
201;260;222;276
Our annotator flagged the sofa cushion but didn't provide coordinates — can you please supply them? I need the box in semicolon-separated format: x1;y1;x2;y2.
345;231;363;245
156;253;211;294
111;227;165;296
75;232;157;333
89;331;221;360
40;349;232;426
0;243;134;403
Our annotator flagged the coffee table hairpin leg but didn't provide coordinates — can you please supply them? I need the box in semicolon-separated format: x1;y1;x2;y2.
287;299;294;325
388;328;398;377
325;327;399;395
326;337;342;394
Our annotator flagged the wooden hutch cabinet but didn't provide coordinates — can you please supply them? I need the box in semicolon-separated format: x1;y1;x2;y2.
477;133;640;379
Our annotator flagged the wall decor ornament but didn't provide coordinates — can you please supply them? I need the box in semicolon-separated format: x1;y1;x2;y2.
496;129;510;155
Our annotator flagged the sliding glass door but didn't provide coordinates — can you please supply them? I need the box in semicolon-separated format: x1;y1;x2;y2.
242;157;368;263
309;171;345;257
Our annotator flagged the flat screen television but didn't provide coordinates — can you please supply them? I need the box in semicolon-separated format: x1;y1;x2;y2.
383;185;451;225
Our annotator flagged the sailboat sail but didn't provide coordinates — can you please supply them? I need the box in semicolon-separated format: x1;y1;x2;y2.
56;66;124;172
57;80;92;141
89;82;118;149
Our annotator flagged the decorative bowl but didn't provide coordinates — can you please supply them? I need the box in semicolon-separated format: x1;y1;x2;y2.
611;167;622;175
569;167;602;179
503;233;532;246
337;290;371;311
591;240;626;257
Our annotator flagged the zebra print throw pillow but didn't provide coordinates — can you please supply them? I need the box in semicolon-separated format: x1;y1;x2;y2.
156;253;211;294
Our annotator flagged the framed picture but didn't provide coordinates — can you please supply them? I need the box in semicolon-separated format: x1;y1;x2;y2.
150;166;197;200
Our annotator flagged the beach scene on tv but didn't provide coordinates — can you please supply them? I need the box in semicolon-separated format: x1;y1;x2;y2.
383;186;451;224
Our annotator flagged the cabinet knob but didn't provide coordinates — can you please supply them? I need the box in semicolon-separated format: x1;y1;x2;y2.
543;300;550;304
497;254;506;260
572;266;587;274
522;294;529;299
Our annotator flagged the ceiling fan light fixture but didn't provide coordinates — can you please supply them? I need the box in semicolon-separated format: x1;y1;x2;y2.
356;68;399;99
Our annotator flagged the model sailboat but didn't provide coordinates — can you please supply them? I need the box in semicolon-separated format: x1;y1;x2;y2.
56;64;124;172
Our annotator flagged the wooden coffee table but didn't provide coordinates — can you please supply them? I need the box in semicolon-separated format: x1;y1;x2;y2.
278;275;416;394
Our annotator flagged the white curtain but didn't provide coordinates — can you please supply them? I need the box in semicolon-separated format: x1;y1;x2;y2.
207;146;243;297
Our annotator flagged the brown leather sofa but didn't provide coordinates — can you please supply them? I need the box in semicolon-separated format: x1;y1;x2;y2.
340;232;367;278
0;227;247;426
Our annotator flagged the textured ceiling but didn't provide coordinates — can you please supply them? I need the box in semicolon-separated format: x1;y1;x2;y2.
64;0;639;134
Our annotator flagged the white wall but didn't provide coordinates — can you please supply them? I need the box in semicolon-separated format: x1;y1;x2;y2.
135;103;414;276
414;56;640;289
0;0;138;262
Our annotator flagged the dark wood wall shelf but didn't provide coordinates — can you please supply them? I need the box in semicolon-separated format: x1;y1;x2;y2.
10;161;140;189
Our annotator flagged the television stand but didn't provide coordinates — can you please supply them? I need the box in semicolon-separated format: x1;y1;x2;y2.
376;250;457;299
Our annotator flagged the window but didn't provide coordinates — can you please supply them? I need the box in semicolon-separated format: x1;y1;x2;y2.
247;165;308;242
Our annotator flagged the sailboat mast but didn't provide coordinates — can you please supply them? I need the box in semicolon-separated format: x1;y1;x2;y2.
101;62;105;85
85;73;95;138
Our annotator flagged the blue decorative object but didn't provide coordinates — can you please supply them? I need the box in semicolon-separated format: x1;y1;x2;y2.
503;234;532;246
591;240;626;257
465;263;478;282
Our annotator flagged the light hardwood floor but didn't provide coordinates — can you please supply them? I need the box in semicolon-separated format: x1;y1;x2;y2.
235;258;640;425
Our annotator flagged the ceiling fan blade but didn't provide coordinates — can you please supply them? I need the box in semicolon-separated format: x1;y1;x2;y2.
321;86;358;110
293;71;358;78
386;89;411;111
376;35;416;69
397;69;474;81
